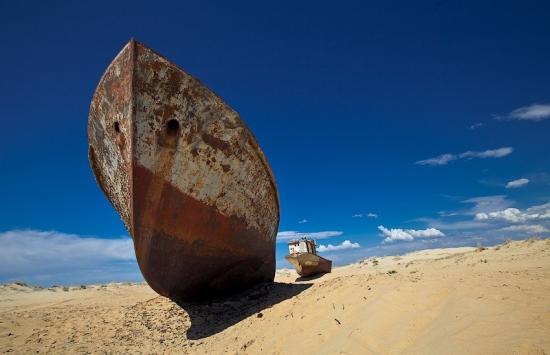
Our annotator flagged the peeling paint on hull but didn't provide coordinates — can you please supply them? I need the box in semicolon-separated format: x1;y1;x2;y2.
88;40;279;300
285;254;332;277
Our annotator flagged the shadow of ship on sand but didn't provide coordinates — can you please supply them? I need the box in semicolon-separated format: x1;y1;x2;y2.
178;282;311;339
295;273;328;282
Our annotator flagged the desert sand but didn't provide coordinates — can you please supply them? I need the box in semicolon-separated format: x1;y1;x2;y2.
1;238;549;354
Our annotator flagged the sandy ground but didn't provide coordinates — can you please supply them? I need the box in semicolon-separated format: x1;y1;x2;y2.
1;238;549;354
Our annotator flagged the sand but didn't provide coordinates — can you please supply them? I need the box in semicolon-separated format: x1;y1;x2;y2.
1;238;549;354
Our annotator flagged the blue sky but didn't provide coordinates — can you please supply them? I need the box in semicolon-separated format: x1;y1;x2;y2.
1;1;549;285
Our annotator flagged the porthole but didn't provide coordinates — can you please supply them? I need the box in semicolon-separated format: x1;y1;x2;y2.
166;119;180;136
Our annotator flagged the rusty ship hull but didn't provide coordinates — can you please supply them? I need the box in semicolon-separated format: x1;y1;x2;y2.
88;40;279;300
285;253;332;277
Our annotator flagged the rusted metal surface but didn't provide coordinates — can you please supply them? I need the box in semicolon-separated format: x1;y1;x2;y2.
88;40;279;300
285;239;332;277
285;254;332;277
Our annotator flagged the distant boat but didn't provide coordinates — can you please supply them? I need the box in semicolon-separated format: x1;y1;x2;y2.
285;238;332;277
88;39;280;300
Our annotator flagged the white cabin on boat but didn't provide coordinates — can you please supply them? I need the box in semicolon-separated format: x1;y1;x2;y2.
288;238;318;255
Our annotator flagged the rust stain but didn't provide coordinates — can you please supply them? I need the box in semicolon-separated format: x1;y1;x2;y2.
201;132;231;157
133;164;274;299
88;39;279;300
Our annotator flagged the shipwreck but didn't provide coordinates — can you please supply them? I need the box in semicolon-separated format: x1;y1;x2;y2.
88;39;279;300
285;238;332;277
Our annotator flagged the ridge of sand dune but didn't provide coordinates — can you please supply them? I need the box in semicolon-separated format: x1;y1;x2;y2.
1;238;549;354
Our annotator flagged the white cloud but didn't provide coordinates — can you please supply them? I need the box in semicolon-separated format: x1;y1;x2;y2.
378;225;444;243
352;213;378;219
417;197;550;241
318;240;360;252
407;228;446;238
468;122;484;130
459;147;513;159
418;217;492;231
378;226;414;242
475;209;524;222
298;219;308;224
416;147;513;166
438;211;459;217
506;178;529;189
415;153;456;166
0;230;140;286
276;230;343;242
506;104;550;121
499;224;549;234
475;203;550;223
462;195;515;215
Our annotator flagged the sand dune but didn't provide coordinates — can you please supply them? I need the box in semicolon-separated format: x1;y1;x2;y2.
1;238;549;354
